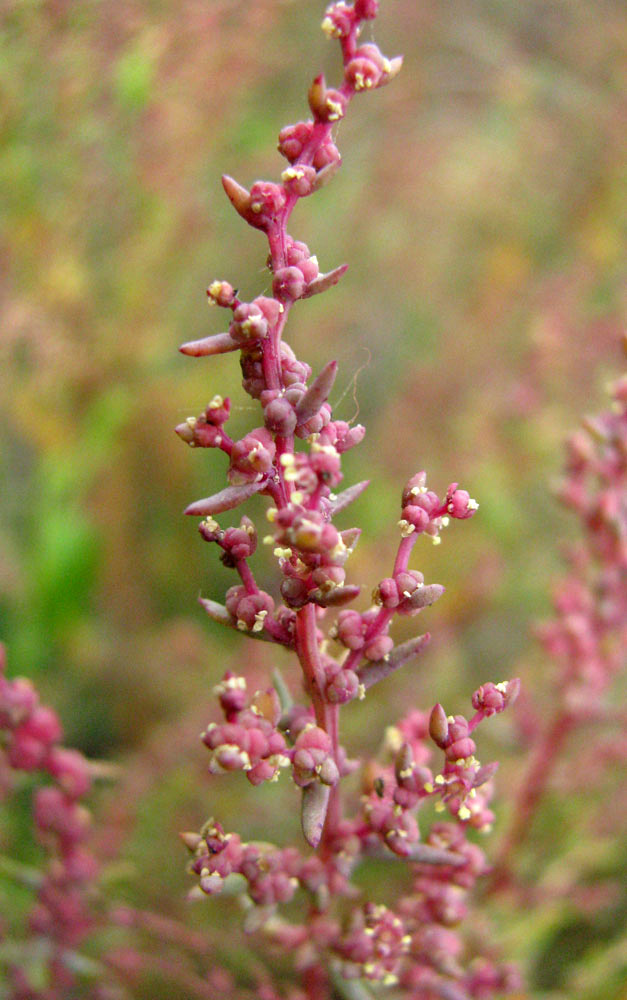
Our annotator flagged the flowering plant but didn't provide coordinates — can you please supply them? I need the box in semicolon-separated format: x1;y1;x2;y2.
175;2;520;995
1;2;624;999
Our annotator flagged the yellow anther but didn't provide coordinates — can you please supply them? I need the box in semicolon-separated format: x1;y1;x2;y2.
274;546;293;560
281;167;305;181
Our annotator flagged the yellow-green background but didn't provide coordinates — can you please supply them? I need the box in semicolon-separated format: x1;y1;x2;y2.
1;0;624;997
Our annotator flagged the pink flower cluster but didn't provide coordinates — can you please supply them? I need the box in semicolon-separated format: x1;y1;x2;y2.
0;645;97;999
175;2;521;996
490;375;626;894
540;373;627;707
184;685;520;996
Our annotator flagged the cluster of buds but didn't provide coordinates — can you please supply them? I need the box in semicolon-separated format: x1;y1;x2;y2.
175;394;231;450
176;2;521;997
333;902;411;985
487;375;626;897
184;817;345;910
428;680;520;829
203;673;347;794
291;723;340;788
199;514;257;567
330;607;393;660
395;824;521;998
0;645;97;997
202;676;289;785
537;374;627;707
373;570;444;616
361;682;519;860
184;821;298;905
399;471;479;543
266;502;362;610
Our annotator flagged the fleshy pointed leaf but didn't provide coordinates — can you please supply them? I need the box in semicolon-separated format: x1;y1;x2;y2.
198;598;232;628
311;158;341;191
179;332;240;357
309;584;361;608
302;263;348;298
357;633;430;689
404;583;444;611
328;480;370;515
399;844;464;866
295;361;338;424
301;782;330;848
222;174;252;217
184;480;265;516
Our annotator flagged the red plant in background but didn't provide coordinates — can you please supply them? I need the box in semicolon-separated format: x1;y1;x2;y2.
489;372;627;897
0;645;98;999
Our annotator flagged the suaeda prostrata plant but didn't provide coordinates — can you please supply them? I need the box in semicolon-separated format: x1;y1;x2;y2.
176;2;520;995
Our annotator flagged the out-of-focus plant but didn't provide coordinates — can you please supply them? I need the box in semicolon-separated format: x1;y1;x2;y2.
0;1;624;999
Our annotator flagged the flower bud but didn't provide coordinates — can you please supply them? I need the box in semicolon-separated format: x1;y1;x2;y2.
308;74;347;123
46;747;92;799
325;667;360;704
321;2;353;38
429;704;449;747
313;141;341;172
249;180;286;224
278;121;314;162
446;483;479;519
263;396;298;436
207;280;235;308
363;634;393;661
213;673;248;716
272;266;306;302
345;54;383;92
281;164;317;198
281;577;310;608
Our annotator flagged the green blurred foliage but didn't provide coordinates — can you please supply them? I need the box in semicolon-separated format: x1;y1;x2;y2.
1;0;625;996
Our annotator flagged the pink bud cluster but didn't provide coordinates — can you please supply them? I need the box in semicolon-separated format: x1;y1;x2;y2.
0;646;97;998
538;374;627;707
427;680;520;828
184;815;355;907
395;824;521;999
489;376;627;895
361;682;519;864
204;673;346;789
175;2;519;997
398;471;479;542
202;676;289;785
186;678;519;994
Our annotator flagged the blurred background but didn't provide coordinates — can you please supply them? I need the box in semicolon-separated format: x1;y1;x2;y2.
1;0;625;997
